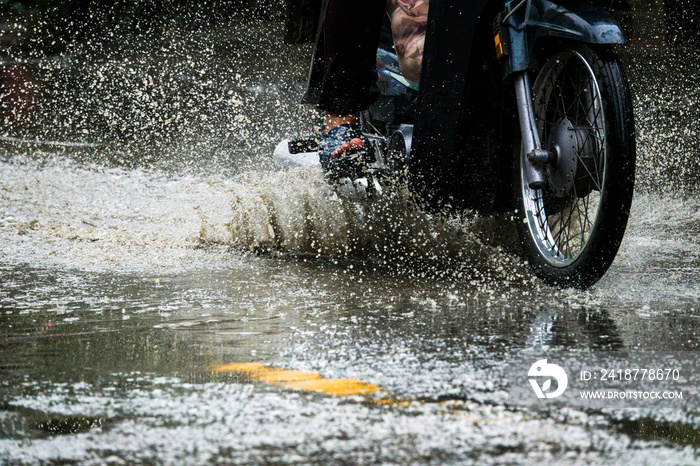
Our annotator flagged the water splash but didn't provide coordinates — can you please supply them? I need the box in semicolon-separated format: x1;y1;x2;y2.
0;151;528;285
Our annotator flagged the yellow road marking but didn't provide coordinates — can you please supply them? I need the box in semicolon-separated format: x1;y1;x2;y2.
210;362;383;398
284;378;380;396
209;362;502;421
259;370;323;384
211;362;268;374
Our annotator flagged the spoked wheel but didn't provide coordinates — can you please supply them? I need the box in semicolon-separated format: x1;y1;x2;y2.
515;44;636;289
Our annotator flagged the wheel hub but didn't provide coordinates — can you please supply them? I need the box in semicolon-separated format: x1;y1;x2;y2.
546;117;596;198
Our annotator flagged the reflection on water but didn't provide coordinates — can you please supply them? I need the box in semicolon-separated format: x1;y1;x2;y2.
1;248;699;462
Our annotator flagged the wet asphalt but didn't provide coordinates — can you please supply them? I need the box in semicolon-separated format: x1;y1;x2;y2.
1;14;700;465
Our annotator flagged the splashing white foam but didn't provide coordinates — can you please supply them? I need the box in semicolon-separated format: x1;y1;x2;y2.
0;153;517;277
0;154;236;272
2;150;699;296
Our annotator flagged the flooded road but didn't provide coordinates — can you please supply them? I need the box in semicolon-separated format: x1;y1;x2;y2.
1;15;700;465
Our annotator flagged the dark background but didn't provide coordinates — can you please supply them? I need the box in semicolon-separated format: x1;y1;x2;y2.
1;0;699;56
0;0;285;56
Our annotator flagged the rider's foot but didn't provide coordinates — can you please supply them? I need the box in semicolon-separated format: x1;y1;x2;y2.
319;123;375;180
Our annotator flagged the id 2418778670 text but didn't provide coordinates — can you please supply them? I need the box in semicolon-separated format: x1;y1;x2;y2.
580;369;681;382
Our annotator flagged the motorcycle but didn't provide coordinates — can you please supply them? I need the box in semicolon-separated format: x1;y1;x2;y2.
282;0;636;289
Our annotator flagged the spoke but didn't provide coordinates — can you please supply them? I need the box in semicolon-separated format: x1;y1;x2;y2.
552;202;572;252
554;75;568;120
571;180;587;253
565;203;576;256
574;192;586;251
583;192;593;233
579;84;606;190
558;196;580;255
567;70;590;117
575;146;604;192
524;50;607;264
537;191;556;216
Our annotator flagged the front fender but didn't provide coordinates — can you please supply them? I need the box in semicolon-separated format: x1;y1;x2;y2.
500;0;625;76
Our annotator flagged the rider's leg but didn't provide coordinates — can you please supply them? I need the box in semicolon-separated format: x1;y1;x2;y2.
300;0;386;178
304;0;385;118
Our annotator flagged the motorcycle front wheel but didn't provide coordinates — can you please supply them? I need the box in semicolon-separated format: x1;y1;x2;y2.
514;44;636;289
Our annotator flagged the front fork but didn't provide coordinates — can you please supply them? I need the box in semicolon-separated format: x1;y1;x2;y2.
514;71;550;190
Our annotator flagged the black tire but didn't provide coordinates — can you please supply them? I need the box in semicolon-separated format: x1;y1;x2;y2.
513;43;636;289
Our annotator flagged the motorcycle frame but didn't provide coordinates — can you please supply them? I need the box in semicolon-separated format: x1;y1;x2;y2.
409;0;626;210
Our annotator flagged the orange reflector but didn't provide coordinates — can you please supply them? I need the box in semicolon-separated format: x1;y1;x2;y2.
494;32;504;60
